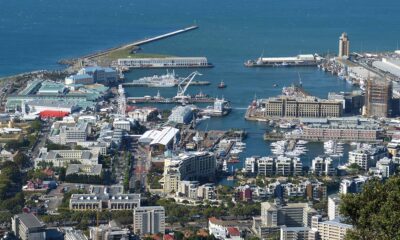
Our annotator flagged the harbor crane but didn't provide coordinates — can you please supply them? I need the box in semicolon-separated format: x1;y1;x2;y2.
174;71;202;103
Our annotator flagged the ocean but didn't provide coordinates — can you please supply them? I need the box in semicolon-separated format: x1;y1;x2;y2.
1;0;399;175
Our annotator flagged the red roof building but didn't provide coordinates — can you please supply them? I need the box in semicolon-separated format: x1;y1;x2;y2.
39;110;69;119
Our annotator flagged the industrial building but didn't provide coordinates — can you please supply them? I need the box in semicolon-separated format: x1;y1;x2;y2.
139;127;180;153
118;57;211;68
260;96;342;119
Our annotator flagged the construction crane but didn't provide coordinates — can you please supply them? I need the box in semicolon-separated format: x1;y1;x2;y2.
174;71;202;103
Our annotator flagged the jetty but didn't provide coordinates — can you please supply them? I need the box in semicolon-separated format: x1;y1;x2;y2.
81;25;199;60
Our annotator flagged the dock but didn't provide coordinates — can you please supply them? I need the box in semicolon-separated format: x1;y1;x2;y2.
127;96;215;104
122;80;211;88
80;25;199;60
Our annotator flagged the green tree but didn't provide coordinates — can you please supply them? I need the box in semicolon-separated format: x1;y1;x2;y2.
340;177;400;240
13;152;30;168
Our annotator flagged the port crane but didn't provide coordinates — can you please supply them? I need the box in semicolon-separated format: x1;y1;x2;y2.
174;71;202;103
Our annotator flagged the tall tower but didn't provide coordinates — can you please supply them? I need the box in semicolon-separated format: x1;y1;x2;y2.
338;32;350;58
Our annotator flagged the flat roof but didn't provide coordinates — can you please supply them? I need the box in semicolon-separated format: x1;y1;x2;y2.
15;213;45;229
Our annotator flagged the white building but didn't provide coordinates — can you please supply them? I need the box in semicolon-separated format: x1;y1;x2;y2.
208;217;242;240
113;119;131;131
244;157;257;173
348;146;386;171
339;176;369;195
312;216;352;240
128;107;158;122
34;148;99;168
65;74;94;85
162;151;216;194
311;157;335;176
168;105;194;124
133;206;165;236
328;194;342;221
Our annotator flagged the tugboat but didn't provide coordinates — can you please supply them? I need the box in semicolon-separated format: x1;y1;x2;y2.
218;80;227;89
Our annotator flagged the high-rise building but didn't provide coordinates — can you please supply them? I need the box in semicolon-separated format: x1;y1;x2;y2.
328;194;342;221
133;206;165;235
338;33;350;58
364;78;393;117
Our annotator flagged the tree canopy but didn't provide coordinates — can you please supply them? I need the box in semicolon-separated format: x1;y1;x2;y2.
340;177;400;240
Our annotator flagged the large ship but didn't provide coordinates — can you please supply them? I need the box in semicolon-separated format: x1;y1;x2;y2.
132;70;178;87
245;53;322;67
200;98;231;117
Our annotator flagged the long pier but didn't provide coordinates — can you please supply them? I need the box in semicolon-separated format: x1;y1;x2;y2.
122;80;211;88
81;25;199;60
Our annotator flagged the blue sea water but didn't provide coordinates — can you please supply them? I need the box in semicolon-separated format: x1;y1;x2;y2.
1;0;400;174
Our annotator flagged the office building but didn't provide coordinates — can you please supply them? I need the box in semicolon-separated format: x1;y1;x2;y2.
12;213;46;240
133;206;165;235
338;32;350;58
364;78;393;117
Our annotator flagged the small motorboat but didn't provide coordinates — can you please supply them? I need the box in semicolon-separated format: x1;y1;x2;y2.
218;80;227;89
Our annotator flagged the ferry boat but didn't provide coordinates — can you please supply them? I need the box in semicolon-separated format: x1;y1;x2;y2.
245;54;322;67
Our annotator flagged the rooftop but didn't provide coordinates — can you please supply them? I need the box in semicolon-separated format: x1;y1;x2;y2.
14;213;45;229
